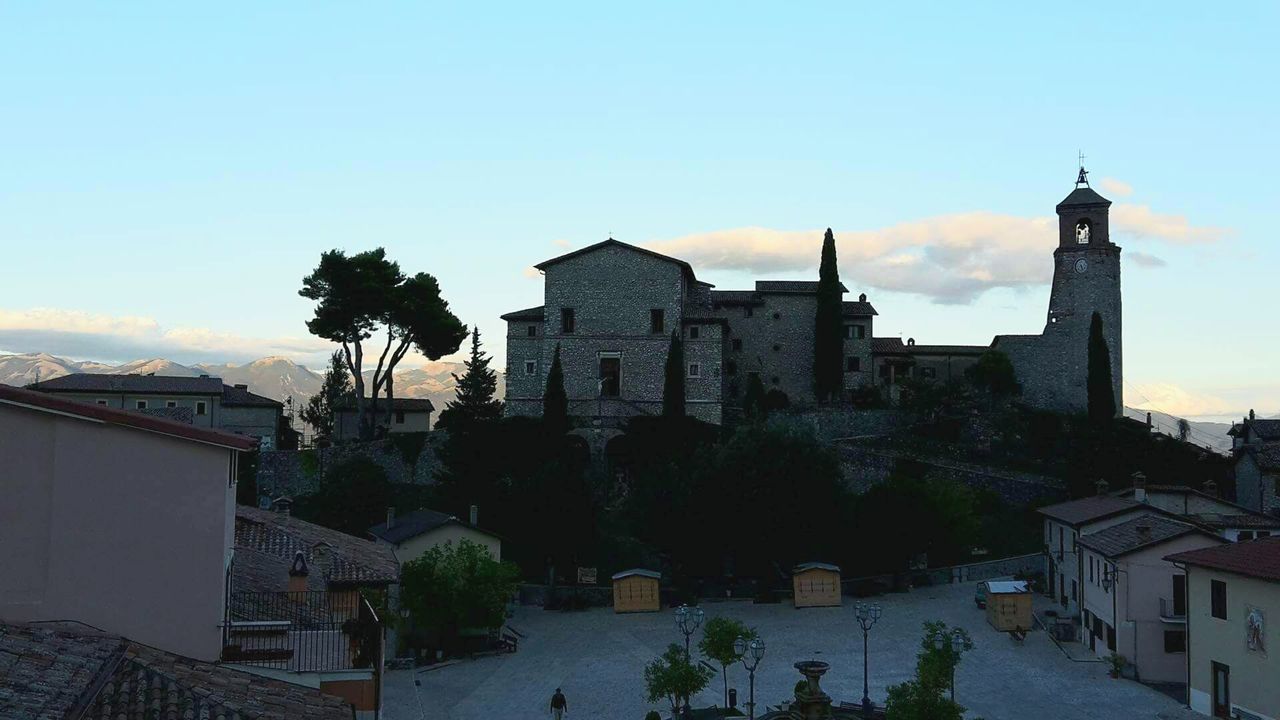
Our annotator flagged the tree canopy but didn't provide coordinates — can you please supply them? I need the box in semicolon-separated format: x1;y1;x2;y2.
1087;311;1116;423
813;228;844;403
643;643;715;714
543;343;569;435
400;538;521;638
698;616;758;706
436;327;504;431
663;330;686;418
300;350;353;439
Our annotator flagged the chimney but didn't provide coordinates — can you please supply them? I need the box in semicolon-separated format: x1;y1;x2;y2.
1132;472;1147;503
907;337;916;346
1203;478;1219;497
234;383;248;390
288;551;309;593
1146;412;1153;428
1136;524;1152;542
386;507;396;529
1095;479;1110;496
469;504;479;526
859;293;867;302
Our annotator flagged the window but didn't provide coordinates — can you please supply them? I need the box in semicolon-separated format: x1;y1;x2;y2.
524;360;537;375
195;401;207;416
772;312;781;320
1163;630;1186;653
688;325;700;339
395;410;405;424
599;355;621;397
744;307;754;318
1211;580;1227;619
1238;531;1254;542
1106;625;1116;651
1089;557;1094;583
772;344;781;352
166;400;177;408
95;399;108;406
726;361;737;376
687;363;700;378
527;324;537;337
844;325;866;340
650;309;665;334
770;376;779;385
135;400;148;410
561;308;576;334
1072;580;1078;602
846;356;860;372
732;338;743;351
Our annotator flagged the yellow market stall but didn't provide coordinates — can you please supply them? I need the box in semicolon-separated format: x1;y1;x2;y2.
793;562;842;608
612;569;661;613
984;580;1032;631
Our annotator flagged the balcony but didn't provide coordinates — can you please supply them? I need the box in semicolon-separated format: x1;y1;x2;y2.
222;590;383;673
1158;596;1186;623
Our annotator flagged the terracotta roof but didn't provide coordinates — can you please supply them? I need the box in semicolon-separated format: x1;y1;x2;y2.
1037;495;1145;527
31;373;224;395
500;305;545;321
0;622;352;720
334;396;435;412
1165;535;1280;583
754;280;848;294
235;505;398;587
368;507;500;545
221;384;282;408
140;406;195;424
841;300;878;317
871;337;907;354
534;238;702;284
1076;515;1219;558
0;384;257;451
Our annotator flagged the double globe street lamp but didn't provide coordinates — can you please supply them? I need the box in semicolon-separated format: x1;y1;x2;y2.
854;602;883;717
931;628;969;702
733;636;766;720
674;604;705;659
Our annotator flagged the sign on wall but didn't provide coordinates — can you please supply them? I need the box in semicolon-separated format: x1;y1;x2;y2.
577;567;597;585
1246;605;1265;653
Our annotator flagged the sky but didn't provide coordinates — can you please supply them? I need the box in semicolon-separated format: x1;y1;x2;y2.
1;2;1277;421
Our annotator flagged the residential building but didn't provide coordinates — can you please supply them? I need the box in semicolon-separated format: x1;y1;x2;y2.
1075;515;1225;682
368;506;502;564
1230;410;1280;515
334;396;435;440
501;171;1123;427
1166;536;1280;719
0;384;254;662
0;621;352;720
30;372;287;448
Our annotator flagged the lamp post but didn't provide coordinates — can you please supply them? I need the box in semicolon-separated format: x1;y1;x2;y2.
932;628;968;702
734;636;766;720
674;604;705;659
854;602;882;716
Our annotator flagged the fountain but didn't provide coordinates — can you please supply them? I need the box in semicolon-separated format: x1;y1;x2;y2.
755;659;878;720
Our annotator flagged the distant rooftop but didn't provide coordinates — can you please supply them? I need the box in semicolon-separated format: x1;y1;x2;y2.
1037;495;1144;527
755;280;848;294
334;396;435;412
31;373;224;395
235;505;399;588
368;507;500;545
1076;515;1217;558
1166;535;1280;583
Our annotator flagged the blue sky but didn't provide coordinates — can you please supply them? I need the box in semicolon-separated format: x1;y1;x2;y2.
1;2;1276;419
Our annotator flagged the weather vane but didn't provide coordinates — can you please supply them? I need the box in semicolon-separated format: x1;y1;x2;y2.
1076;150;1089;187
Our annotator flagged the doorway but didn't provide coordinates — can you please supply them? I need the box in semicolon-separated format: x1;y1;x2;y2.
1211;661;1230;718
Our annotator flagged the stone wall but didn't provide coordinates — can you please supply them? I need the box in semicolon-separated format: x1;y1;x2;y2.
255;433;444;499
838;444;1064;506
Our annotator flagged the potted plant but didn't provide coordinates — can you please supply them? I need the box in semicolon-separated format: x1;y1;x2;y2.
1106;652;1126;678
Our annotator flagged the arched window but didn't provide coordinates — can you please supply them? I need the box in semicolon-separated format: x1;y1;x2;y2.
1075;219;1092;244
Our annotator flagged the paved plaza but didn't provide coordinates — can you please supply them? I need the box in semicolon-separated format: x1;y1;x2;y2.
383;583;1200;720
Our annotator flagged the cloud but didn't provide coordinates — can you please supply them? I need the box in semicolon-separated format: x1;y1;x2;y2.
1099;178;1133;197
0;308;331;365
1128;382;1237;418
552;238;572;249
522;266;543;279
644;201;1227;304
1127;252;1167;268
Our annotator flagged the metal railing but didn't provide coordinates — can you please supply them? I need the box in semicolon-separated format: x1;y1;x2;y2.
223;590;382;673
1158;596;1186;620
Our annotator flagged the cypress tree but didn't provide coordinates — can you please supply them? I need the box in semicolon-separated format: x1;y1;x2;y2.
437;327;504;430
662;330;686;418
543;343;569;434
1087;311;1116;422
743;373;766;421
814;228;844;403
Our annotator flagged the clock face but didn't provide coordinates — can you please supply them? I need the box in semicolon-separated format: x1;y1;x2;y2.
1075;258;1089;274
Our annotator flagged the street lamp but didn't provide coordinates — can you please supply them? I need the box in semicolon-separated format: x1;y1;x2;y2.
932;628;968;702
674;604;705;659
854;602;882;717
734;636;766;720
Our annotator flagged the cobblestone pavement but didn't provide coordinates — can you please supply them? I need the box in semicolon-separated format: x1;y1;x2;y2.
383;583;1202;720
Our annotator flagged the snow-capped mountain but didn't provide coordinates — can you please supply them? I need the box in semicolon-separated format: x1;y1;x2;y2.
194;357;324;403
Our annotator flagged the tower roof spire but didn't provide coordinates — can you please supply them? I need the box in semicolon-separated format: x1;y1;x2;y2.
1076;150;1090;187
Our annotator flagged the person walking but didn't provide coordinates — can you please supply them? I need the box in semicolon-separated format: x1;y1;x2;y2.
549;688;568;719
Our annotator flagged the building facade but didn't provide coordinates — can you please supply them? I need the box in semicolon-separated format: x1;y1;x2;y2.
502;172;1123;427
333;397;435;439
1230;411;1280;515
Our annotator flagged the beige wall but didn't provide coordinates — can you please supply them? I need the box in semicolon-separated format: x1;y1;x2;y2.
335;408;432;439
0;402;236;661
1186;568;1277;719
48;391;221;428
386;524;501;566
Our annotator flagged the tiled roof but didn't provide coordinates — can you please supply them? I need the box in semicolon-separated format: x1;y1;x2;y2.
1254;445;1280;471
1113;485;1280;529
235;505;399;588
500;305;545;321
709;290;763;306
841;300;878;317
1037;495;1144;527
754;280;848;294
533;238;701;284
141;406;195;424
0;384;257;451
31;374;224;395
1249;419;1280;441
368;507;500;545
871;337;907;354
0;623;353;720
1166;535;1280;583
1076;515;1217;558
334;396;435;412
221;384;282;408
1189;512;1280;529
903;344;988;356
1057;185;1112;209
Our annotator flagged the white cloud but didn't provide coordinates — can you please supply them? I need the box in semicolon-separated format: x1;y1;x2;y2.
0;307;331;365
1128;382;1237;418
643;200;1225;304
1099;178;1133;197
522;266;543;279
1127;252;1167;268
552;238;572;249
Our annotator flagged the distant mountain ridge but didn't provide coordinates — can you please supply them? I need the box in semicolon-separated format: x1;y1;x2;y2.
0;352;503;422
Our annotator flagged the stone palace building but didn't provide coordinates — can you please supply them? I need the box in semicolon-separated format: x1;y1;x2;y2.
502;171;1122;426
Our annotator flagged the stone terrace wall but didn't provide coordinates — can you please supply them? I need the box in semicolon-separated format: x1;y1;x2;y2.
838;444;1064;506
256;433;445;499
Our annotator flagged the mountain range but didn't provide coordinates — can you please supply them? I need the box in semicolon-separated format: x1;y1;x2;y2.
0;351;503;422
